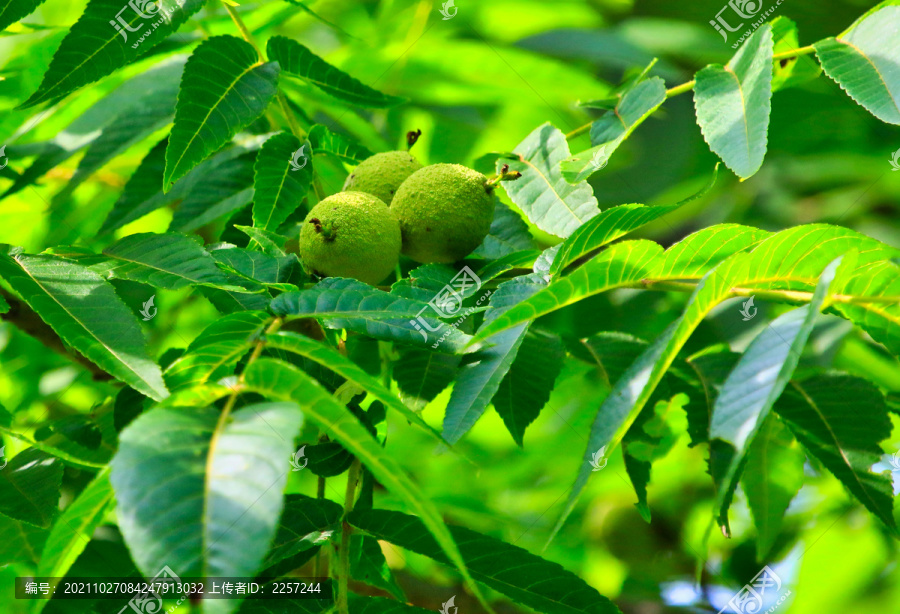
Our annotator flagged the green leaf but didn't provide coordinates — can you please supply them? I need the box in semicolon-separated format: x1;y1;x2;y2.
815;6;900;124
0;513;46;566
472;240;663;343
549;165;719;276
394;347;460;411
210;246;297;287
471;199;536;260
165;311;272;390
32;468;113;614
348;596;432;614
262;494;342;572
741;416;805;559
234;225;290;257
241;358;491;610
349;508;621;614
493;329;565;446
110;402;304;610
770;17;821;92
709;256;841;533
0;448;62;528
270;278;472;354
562;77;667;183
262;330;444;443
101;232;233;290
308;124;373;163
0;252;169;400
499;123;600;238
443;276;545;443
267;36;405;108
350;534;405;600
776;374;897;531
693;25;773;178
832;258;900;355
165;36;280;190
0;448;61;528
20;0;207;108
253;132;312;233
0;0;48;32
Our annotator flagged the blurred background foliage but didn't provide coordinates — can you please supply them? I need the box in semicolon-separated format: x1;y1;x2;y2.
1;0;899;612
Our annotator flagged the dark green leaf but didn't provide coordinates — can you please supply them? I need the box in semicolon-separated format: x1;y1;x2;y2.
0;448;61;528
308;124;373;163
253;132;313;233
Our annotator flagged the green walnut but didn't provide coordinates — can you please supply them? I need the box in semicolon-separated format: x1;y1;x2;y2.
342;151;423;205
298;191;402;285
390;163;494;263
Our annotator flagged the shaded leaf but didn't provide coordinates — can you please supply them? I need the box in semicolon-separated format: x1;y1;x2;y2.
0;448;61;528
472;199;536;259
349;509;621;614
253;131;312;233
308;124;373;163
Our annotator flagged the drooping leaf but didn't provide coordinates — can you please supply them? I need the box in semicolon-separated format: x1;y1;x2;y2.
562;77;667;183
693;25;773;178
241;358;491;610
549;165;719;276
209;245;297;288
741;416;805;559
393;347;460;411
101;232;233;290
262;330;444;443
349;508;621;614
33;468;113;614
443;275;545;444
776;374;897;531
267;36;405;107
472;199;536;259
308;124;373;163
262;494;342;572
252;131;312;233
20;0;206;108
270;278;472;354
709;256;842;532
111;402;304;612
815;6;900;124
350;534;405;600
0;252;168;400
164;35;280;190
165;310;272;390
0;448;61;528
499;123;600;238
493;329;565;446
